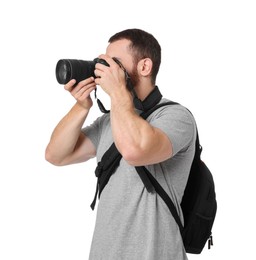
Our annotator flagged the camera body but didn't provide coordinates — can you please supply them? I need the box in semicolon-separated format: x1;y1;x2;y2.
55;58;109;85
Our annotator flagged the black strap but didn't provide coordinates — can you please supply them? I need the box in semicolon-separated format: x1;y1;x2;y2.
134;107;201;234
135;100;184;233
135;165;184;233
140;101;179;119
90;143;122;209
132;101;179;193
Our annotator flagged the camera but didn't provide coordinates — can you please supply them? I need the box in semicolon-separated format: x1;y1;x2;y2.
55;58;109;85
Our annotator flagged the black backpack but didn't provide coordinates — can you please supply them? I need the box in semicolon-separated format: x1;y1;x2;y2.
90;101;217;254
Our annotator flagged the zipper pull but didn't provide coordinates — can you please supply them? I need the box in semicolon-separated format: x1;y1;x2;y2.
208;235;213;249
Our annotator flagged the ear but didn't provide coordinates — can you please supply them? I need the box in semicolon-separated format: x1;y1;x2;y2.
137;58;153;77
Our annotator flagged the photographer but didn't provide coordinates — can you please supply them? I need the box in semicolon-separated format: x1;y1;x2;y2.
45;28;196;260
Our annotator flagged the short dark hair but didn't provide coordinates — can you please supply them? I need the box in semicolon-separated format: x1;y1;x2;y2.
109;28;161;84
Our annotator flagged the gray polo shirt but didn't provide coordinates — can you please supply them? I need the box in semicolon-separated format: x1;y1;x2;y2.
82;98;196;260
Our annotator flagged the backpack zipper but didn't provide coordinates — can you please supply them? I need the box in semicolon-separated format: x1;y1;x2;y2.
208;235;213;249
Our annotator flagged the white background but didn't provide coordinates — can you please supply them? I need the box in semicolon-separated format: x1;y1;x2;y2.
0;0;255;259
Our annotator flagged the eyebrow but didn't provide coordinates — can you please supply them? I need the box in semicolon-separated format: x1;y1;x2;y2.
113;56;122;62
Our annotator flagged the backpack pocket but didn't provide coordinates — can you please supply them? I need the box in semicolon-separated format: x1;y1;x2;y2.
182;213;214;254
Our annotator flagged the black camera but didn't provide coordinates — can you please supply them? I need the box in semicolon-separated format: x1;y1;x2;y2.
55;58;109;85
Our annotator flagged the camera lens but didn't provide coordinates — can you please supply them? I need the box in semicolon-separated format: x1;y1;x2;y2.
55;59;96;85
56;60;72;84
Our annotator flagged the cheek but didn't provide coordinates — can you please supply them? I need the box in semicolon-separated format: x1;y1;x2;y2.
126;62;138;75
122;56;136;72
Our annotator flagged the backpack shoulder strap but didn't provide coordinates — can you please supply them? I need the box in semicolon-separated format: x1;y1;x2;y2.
140;101;179;119
135;165;184;232
135;101;180;193
135;102;201;235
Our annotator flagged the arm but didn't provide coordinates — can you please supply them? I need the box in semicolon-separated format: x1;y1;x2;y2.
110;88;173;166
45;78;96;166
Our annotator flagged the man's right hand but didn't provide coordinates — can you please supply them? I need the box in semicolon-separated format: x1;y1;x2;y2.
64;77;96;110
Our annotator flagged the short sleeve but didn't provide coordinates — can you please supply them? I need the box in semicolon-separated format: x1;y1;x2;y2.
82;116;102;149
149;104;196;156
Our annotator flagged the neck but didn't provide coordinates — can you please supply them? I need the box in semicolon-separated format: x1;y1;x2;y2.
133;85;162;111
135;83;155;101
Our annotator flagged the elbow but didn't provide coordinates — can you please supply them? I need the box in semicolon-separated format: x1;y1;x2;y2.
121;146;143;166
119;139;173;167
45;147;63;166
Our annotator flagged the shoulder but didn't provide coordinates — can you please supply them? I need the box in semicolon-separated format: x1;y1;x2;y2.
148;98;195;126
148;98;197;155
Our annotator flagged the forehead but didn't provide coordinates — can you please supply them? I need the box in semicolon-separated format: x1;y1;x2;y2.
106;39;132;58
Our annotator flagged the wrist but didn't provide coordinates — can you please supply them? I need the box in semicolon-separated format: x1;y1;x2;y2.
110;87;133;110
73;102;91;116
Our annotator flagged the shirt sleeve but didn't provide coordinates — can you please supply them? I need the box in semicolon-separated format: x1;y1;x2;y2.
149;104;196;156
81;116;103;150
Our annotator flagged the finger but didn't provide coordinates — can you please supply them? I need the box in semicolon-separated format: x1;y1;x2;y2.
94;67;104;79
96;54;119;70
70;77;95;93
80;86;96;99
75;77;95;89
77;77;95;86
64;79;76;91
75;85;96;100
73;82;96;98
94;77;101;86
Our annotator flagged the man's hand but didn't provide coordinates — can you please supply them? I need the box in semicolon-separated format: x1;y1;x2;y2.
94;55;127;97
64;77;96;110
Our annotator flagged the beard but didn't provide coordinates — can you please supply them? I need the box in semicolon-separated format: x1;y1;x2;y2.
128;64;140;88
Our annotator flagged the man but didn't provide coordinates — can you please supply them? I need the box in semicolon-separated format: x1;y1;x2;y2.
45;28;196;260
